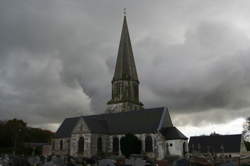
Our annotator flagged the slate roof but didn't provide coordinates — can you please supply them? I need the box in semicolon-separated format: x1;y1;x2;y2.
189;134;242;153
113;15;138;82
160;127;188;140
55;117;79;138
55;107;174;138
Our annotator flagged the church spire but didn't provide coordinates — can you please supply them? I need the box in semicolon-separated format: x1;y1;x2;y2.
112;13;139;82
106;13;143;113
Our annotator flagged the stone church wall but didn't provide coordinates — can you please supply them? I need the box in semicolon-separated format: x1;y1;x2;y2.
52;119;185;159
90;134;110;156
52;138;70;155
166;139;187;157
70;118;92;157
52;133;185;159
70;133;91;157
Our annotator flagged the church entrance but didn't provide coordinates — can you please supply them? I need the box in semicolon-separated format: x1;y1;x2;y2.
97;137;103;154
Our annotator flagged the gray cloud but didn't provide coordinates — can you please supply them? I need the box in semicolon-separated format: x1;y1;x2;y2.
0;0;249;129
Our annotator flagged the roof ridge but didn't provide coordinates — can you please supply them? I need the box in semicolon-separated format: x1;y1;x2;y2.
190;134;242;138
64;107;166;119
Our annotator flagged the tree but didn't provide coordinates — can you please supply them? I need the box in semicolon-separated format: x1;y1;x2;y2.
120;133;142;158
243;117;250;151
243;117;250;141
245;142;250;151
0;119;54;154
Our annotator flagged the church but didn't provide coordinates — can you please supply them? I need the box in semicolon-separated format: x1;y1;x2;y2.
52;14;187;160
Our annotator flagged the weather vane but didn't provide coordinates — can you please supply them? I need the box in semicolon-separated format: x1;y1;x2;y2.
123;8;126;16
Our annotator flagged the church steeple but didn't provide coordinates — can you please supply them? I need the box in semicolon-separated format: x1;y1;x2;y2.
106;13;143;113
112;14;138;83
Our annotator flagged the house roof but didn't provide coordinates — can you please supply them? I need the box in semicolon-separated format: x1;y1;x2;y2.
160;127;188;140
55;107;175;138
189;134;242;153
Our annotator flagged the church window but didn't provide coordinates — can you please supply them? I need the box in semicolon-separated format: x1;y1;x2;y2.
78;137;84;153
113;84;118;98
60;140;63;151
113;137;119;154
145;136;153;152
114;82;121;99
119;83;123;99
183;142;186;155
133;84;138;99
166;143;170;155
122;84;128;99
97;137;103;154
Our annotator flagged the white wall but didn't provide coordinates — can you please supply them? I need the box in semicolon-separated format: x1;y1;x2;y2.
70;118;92;157
166;139;187;157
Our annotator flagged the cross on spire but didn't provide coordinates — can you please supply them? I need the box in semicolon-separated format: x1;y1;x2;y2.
123;8;126;16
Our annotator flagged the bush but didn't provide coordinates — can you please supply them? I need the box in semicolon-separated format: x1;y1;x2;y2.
120;133;142;158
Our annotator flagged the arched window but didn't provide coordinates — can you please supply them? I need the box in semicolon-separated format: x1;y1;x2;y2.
134;84;138;99
113;137;119;154
183;142;186;155
78;137;84;153
60;140;63;151
166;143;170;155
145;136;153;152
97;137;103;154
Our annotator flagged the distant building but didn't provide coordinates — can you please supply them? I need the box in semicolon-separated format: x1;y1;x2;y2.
189;134;247;157
52;14;187;159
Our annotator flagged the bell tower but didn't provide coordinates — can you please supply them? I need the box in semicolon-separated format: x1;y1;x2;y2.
106;12;143;113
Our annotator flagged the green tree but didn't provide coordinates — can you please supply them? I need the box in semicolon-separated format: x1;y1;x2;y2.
245;141;250;151
243;117;250;140
0;119;54;155
0;119;26;147
120;133;142;158
243;117;250;151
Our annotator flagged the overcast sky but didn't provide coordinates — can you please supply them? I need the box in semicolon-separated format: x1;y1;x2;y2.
0;0;249;137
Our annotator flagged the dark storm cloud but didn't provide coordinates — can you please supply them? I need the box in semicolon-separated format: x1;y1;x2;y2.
141;21;250;110
136;20;250;125
0;0;250;129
